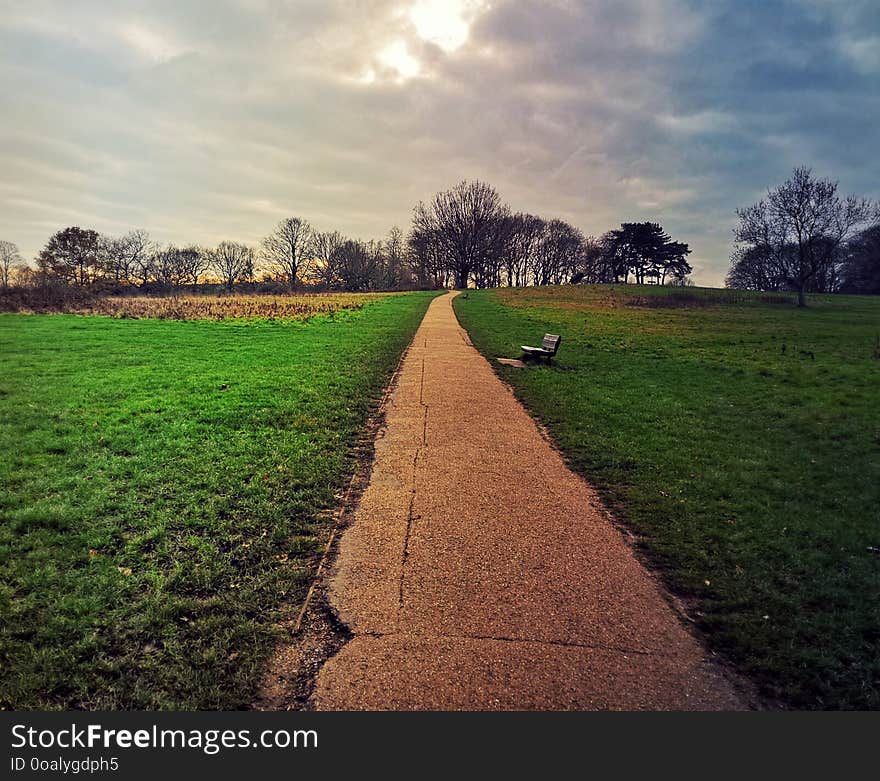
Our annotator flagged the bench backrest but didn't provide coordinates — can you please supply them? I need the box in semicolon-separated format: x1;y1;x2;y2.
542;333;561;355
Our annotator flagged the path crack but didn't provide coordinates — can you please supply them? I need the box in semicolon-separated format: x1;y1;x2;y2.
359;628;664;659
398;355;428;614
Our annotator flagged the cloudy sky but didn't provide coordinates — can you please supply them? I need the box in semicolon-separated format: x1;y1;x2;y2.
2;0;878;285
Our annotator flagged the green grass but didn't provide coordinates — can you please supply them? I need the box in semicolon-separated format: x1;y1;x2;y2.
454;285;880;710
0;292;437;709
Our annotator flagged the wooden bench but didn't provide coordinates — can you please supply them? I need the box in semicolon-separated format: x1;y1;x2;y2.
521;333;561;363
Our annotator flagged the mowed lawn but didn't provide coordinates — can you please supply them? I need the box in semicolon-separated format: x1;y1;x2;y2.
454;285;880;710
0;292;437;709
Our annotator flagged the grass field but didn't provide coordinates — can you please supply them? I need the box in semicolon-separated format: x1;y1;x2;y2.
454;285;880;710
0;291;437;709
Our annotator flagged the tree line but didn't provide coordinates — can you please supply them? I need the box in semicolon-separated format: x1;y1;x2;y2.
1;181;695;294
726;167;880;305
0;223;417;294
5;174;878;303
409;181;692;289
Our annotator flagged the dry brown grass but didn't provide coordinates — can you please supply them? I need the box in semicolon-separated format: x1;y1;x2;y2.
5;292;392;321
494;284;799;312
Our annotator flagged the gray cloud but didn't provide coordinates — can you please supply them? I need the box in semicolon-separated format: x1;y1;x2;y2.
1;0;877;284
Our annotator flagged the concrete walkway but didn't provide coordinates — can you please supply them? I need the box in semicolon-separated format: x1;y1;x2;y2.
314;292;744;710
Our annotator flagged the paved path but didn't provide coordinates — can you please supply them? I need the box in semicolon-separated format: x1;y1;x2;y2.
314;292;744;710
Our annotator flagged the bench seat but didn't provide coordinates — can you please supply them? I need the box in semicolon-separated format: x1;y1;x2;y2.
521;333;561;362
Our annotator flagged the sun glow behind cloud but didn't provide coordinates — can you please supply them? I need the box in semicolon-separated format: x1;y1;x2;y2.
378;40;421;80
409;0;483;52
367;0;487;81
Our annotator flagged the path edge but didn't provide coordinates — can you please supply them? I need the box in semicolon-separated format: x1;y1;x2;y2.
251;308;426;710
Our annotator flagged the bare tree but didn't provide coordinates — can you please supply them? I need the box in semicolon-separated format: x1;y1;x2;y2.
365;239;386;290
408;212;446;288
532;219;586;286
310;230;344;288
383;226;410;289
732;167;877;306
332;240;370;291
726;245;784;291
474;215;511;289
414;180;509;289
102;230;154;284
151;245;205;288
0;240;23;288
329;239;386;291
177;246;209;286
209;241;254;291
152;246;181;287
10;263;36;288
98;235;123;282
500;214;544;287
575;235;608;283
261;217;313;290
